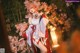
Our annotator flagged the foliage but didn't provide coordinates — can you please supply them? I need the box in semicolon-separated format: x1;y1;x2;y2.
2;0;26;35
1;0;67;35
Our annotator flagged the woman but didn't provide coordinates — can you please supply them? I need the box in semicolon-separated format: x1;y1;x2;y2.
22;9;51;53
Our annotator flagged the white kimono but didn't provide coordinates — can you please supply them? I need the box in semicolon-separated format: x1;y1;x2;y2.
26;17;49;47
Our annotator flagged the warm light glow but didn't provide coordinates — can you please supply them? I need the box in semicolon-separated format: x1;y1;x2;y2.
50;26;59;48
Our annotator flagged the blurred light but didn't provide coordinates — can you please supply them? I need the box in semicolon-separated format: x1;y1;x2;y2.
50;26;59;48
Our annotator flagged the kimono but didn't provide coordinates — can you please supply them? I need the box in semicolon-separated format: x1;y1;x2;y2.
22;15;52;53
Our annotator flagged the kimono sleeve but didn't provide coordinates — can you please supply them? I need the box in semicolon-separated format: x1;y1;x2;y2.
39;18;49;38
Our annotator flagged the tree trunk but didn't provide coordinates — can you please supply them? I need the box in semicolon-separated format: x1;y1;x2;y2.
0;1;12;53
